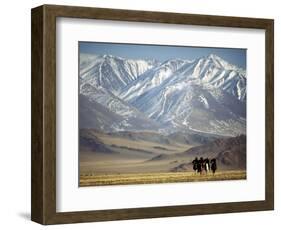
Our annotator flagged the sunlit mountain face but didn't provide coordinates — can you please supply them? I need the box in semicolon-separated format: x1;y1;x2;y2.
79;53;246;137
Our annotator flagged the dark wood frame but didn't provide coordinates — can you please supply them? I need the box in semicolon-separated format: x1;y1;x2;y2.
31;4;274;225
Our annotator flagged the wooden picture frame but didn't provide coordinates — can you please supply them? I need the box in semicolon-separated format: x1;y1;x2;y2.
31;4;274;225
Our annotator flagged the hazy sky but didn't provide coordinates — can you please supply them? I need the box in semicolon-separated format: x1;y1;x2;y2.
79;42;246;69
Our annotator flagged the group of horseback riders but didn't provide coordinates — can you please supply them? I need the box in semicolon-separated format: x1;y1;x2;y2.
192;157;217;175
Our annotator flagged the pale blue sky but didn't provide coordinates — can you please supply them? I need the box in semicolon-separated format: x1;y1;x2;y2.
79;42;246;69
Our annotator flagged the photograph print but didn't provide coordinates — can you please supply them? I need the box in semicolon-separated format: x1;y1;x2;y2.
79;42;246;186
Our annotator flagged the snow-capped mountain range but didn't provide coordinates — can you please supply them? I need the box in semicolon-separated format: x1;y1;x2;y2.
79;53;246;136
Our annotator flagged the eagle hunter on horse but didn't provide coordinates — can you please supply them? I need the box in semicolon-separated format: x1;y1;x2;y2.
192;157;217;175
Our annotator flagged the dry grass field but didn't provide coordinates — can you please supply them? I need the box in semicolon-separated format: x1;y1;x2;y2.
80;170;246;186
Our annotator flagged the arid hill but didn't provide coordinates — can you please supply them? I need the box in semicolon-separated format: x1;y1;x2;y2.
171;135;246;172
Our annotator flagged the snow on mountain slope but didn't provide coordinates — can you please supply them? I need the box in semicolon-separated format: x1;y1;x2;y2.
80;53;102;76
120;55;246;135
80;83;163;132
190;54;246;101
119;59;189;100
80;53;157;95
121;54;246;104
79;53;246;135
129;79;245;136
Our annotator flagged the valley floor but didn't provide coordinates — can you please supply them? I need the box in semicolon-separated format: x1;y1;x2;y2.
80;170;246;186
79;129;246;186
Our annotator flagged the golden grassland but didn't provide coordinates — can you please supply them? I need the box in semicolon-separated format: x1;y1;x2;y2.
79;170;246;186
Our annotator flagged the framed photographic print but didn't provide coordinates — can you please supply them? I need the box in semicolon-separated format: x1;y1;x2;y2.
78;42;248;186
31;4;274;225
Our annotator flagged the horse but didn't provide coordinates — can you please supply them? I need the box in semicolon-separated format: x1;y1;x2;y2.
204;158;210;173
199;157;204;175
192;157;216;175
192;157;199;174
210;158;217;175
